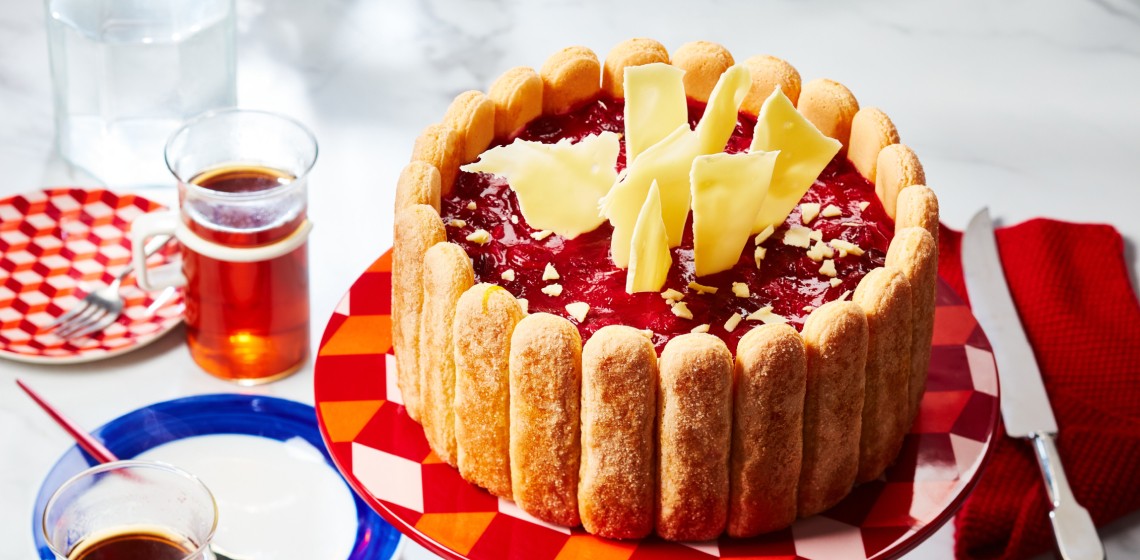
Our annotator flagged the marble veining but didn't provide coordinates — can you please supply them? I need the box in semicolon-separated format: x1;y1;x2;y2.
2;1;1139;559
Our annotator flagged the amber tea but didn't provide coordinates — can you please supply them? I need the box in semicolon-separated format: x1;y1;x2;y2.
183;164;310;383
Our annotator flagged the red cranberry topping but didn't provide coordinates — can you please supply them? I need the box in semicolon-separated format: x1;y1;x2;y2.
441;96;892;353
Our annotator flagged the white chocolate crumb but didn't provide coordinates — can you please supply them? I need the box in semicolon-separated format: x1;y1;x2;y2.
565;302;590;322
801;203;821;225
858;201;871;211
754;225;775;245
500;269;516;281
542;263;560;281
517;298;529;314
830;277;842;288
829;239;864;257
691;324;710;334
783;226;812;248
731;282;750;298
747;306;789;325
821;204;843;218
466;201;477;211
838;290;852;302
724;313;743;332
671;301;694;320
819;259;837;277
754;246;767;269
803;305;816;312
541;283;563;297
661;288;685;302
466;229;491;245
530;230;553;241
510;215;519;224
640;328;654;339
449;219;467;228
809;229;823;242
688;281;718;295
806;240;835;262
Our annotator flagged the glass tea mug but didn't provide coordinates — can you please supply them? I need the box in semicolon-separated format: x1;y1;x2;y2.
131;110;317;384
42;461;218;560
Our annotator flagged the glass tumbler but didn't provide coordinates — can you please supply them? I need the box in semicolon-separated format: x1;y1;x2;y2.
42;461;218;560
131;109;317;384
45;0;236;188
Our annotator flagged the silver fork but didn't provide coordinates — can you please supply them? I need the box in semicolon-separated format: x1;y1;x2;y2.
47;235;173;340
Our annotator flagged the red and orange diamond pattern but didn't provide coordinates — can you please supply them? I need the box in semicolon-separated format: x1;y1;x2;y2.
0;188;183;362
314;252;999;560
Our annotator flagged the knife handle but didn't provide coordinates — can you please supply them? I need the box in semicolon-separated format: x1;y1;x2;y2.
1030;432;1104;560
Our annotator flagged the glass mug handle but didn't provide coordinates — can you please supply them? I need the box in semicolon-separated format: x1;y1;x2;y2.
130;212;315;291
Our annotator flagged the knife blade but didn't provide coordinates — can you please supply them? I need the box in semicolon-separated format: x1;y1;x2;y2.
961;208;1103;560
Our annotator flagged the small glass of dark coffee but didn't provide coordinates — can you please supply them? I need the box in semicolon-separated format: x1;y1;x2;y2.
42;461;218;560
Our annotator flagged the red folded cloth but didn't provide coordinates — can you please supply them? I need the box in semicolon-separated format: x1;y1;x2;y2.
940;218;1140;560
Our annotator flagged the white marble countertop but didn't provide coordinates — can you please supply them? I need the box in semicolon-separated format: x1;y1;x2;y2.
3;0;1140;558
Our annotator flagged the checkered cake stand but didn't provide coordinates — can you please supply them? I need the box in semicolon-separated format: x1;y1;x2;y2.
314;251;1000;560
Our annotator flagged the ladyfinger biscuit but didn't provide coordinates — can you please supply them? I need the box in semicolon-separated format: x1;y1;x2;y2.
488;66;543;140
875;143;925;219
729;324;806;537
602;38;670;98
853;267;913;483
410;123;461;197
509;313;582;527
885;227;938;426
671;41;734;103
419;242;475;466
454;284;525;498
579;325;658;539
741;54;802;115
394;161;442;213
393;205;446;422
443;90;496;164
847;108;900;183
656;333;733;541
896;185;940;245
797;78;860;152
798;301;868;517
540;46;601;115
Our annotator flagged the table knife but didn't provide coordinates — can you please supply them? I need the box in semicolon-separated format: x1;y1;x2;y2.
961;208;1104;560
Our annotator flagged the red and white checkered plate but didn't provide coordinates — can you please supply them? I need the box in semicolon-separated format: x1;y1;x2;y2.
0;188;183;364
314;251;1000;560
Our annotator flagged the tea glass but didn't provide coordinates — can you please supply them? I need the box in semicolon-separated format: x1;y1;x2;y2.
131;109;317;384
42;461;218;560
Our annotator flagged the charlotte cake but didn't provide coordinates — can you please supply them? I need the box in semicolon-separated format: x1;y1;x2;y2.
390;38;939;540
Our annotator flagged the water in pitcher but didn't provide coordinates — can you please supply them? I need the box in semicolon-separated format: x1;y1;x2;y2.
45;0;235;188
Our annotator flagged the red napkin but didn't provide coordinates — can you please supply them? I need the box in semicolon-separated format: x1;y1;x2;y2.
940;219;1140;560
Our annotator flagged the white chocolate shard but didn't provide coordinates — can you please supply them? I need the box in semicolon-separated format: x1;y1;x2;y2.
750;88;842;233
690;150;779;277
462;132;620;239
626;181;672;293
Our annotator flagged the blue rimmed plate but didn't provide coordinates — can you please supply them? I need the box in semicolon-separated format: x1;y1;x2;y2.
32;394;401;559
